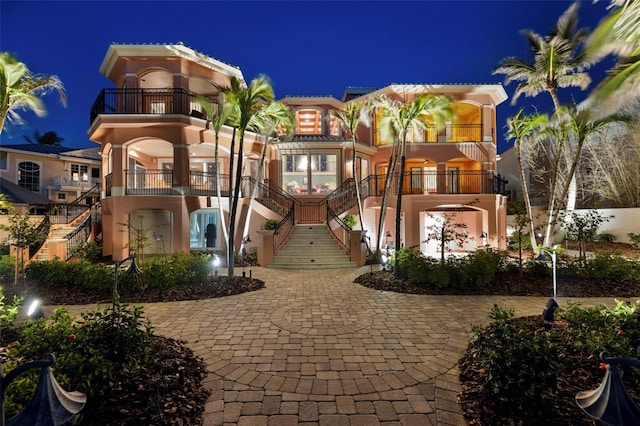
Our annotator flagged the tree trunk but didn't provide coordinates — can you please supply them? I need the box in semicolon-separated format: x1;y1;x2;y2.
227;128;237;277
375;140;401;252
240;134;269;253
516;139;539;254
214;133;228;246
393;145;406;278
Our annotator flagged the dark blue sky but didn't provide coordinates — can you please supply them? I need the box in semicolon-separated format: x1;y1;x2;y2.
0;1;613;152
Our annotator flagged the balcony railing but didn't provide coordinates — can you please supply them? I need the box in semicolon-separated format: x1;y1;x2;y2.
361;170;507;196
377;124;483;144
105;169;507;199
90;88;218;124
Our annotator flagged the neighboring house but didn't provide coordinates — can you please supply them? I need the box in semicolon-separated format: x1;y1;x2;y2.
0;144;101;206
90;42;509;262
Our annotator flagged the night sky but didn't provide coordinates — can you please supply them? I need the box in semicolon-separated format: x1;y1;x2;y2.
0;0;614;153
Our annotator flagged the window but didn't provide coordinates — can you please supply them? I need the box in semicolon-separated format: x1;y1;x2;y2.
190;211;219;249
71;164;89;182
17;161;40;191
57;193;67;200
282;153;337;194
295;109;322;135
0;152;7;170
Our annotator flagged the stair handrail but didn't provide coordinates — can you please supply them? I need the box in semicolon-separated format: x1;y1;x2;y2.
29;215;51;259
325;178;358;218
241;176;296;217
69;183;101;208
63;212;92;260
273;208;295;254
326;204;351;253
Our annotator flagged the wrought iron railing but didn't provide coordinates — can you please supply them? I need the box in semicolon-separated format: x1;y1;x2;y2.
378;123;483;144
327;206;351;253
273;208;295;253
28;216;50;258
190;171;230;197
241;177;295;218
64;213;92;260
125;169;174;195
90;88;217;124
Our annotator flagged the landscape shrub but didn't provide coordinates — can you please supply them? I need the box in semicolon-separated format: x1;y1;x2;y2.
464;301;640;423
0;255;14;283
0;292;22;343
7;305;153;417
462;249;507;287
580;252;640;283
70;241;102;262
595;233;616;243
25;259;113;291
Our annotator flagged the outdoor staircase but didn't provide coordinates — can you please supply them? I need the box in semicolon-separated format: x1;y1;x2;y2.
33;225;75;261
268;224;356;269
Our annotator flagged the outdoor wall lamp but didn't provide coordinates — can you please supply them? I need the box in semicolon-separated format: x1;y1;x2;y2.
113;256;141;308
0;354;86;426
537;246;558;300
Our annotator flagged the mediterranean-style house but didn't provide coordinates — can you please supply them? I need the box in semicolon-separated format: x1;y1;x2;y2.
83;42;509;266
0;144;101;208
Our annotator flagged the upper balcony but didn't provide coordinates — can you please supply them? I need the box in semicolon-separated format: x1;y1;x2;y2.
90;88;217;124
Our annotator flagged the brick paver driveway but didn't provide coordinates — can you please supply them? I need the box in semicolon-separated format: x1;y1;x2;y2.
62;266;618;425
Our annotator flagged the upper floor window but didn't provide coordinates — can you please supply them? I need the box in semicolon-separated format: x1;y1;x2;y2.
0;152;7;170
71;164;89;182
296;109;322;135
18;161;40;191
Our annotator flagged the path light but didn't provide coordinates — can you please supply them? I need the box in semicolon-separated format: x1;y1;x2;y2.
0;354;86;426
361;234;373;274
210;253;220;278
537;246;558;300
113;256;141;308
542;298;559;331
241;235;252;278
576;351;640;425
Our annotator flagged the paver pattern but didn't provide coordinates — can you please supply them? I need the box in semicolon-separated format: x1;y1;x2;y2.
60;266;621;425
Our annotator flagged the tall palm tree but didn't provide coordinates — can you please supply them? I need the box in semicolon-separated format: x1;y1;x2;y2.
505;110;548;254
539;105;629;247
587;0;640;109
198;91;234;247
226;75;275;277
332;101;365;235
239;101;294;252
493;2;591;111
23;130;64;145
367;94;452;277
0;52;66;134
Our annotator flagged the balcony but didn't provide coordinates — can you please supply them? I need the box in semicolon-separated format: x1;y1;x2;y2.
360;170;508;197
376;124;484;144
105;170;230;197
90;88;218;124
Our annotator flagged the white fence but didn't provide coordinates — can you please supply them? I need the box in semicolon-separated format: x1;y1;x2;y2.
507;207;640;244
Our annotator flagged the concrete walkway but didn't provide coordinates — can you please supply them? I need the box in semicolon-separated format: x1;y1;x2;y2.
60;266;623;425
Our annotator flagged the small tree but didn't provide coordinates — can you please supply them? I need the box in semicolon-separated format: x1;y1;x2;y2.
509;196;531;276
0;201;47;285
560;209;613;258
423;212;469;262
118;216;167;260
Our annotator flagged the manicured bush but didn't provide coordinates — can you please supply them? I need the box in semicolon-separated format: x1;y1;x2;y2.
0;255;14;283
7;305;153;417
462;301;640;423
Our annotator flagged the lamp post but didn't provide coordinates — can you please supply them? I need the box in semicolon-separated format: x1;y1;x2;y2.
537;247;557;300
113;256;141;308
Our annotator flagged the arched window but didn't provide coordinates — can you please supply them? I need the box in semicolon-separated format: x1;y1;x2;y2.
18;161;40;191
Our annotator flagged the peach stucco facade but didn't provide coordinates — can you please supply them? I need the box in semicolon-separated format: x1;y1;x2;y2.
89;43;508;262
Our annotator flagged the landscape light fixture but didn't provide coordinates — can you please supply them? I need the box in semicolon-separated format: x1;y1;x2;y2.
0;354;86;426
576;351;640;425
537;246;558;300
210;253;220;278
361;234;372;273
542;297;559;331
26;299;45;320
113;256;141;308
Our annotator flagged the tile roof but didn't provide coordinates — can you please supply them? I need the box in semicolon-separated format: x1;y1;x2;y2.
0;178;52;205
0;144;75;154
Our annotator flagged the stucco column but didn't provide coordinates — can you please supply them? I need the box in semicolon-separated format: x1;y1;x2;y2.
350;230;367;266
173;144;190;190
436;162;447;193
482;104;493;142
257;230;275;267
110;144;126;196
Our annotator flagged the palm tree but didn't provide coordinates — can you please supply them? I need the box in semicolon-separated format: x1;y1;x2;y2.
586;0;640;109
493;2;591;111
332;101;365;235
539;105;629;247
226;75;275;277
0;52;66;134
505;110;548;254
198;91;234;248
239;101;294;253
23;130;64;145
367;94;452;277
